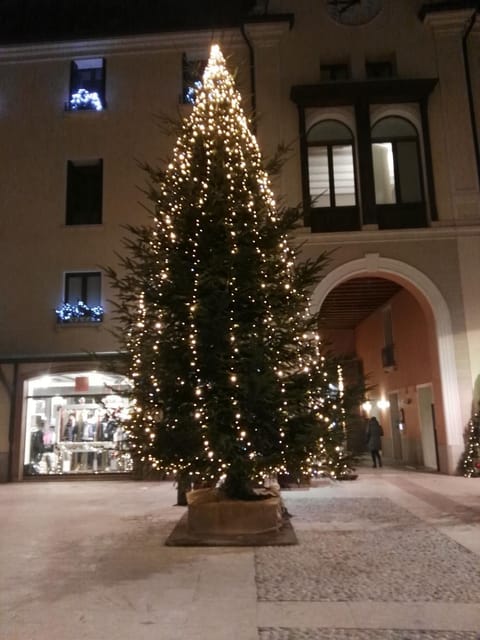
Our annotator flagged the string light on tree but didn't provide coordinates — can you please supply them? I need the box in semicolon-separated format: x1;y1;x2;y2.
461;410;480;478
108;44;353;498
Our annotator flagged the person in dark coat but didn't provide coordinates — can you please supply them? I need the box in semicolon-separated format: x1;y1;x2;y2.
366;417;384;468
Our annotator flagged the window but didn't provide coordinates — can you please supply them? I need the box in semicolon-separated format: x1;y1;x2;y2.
68;58;105;111
381;306;396;369
320;63;350;82
66;160;103;225
292;78;436;231
307;120;356;208
182;54;206;105
65;272;101;307
371;117;423;205
24;372;132;476
366;61;395;79
56;272;103;323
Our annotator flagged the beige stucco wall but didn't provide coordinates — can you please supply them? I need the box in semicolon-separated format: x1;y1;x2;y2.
1;0;479;477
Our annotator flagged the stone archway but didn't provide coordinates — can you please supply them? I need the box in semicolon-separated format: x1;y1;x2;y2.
310;252;463;473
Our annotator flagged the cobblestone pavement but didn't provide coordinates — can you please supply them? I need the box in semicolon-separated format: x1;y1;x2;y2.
255;497;480;602
0;468;479;639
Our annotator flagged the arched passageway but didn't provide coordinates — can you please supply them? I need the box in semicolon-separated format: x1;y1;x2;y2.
310;254;463;474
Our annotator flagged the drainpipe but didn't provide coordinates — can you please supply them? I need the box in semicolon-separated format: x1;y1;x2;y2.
240;22;257;133
462;5;480;185
7;362;18;482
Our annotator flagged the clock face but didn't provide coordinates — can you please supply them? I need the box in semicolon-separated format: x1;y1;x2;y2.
326;0;382;25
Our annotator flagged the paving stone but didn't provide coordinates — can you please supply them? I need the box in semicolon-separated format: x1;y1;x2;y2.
258;629;480;640
255;497;480;602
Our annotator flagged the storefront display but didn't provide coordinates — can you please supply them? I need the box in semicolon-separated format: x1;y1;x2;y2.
24;371;133;476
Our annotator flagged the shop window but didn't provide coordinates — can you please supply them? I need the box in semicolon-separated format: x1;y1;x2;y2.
307;120;356;208
66;159;103;225
24;372;132;476
320;63;350;82
68;58;105;111
372;116;423;205
182;54;206;104
56;272;104;323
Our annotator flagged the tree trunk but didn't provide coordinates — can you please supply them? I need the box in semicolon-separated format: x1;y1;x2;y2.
176;471;190;506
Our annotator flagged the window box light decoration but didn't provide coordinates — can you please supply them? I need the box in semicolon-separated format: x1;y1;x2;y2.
69;89;103;111
56;301;104;323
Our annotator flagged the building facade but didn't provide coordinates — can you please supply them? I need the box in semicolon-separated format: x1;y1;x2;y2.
1;0;479;481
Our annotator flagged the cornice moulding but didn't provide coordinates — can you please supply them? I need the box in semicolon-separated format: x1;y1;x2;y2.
423;9;476;32
0;28;245;64
289;222;480;246
243;20;292;47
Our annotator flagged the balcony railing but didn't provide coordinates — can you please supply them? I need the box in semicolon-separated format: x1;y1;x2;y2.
310;206;361;233
56;301;104;324
65;89;104;112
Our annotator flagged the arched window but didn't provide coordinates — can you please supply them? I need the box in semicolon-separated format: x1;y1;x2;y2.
371;116;423;205
307;120;356;208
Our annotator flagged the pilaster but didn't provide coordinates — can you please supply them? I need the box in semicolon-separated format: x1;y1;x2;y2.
424;9;480;219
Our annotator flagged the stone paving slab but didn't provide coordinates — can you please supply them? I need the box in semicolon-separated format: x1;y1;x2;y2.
255;497;480;602
259;629;480;639
1;476;480;640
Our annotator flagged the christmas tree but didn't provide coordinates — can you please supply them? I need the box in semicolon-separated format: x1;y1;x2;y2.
108;45;351;499
461;410;480;477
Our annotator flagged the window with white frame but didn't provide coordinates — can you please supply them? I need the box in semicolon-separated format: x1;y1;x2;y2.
68;58;105;111
371;116;423;205
307;120;356;208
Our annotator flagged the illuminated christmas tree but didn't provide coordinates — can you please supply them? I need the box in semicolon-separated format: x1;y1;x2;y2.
109;45;350;499
461;410;480;477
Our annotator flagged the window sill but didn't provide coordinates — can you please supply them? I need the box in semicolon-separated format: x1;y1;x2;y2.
63;109;107;120
56;319;104;328
62;223;104;229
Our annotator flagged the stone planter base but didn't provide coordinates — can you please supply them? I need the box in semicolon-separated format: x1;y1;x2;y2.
188;496;282;535
165;488;297;547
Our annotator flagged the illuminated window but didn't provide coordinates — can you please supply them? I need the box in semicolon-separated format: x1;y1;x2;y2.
372;117;423;205
24;371;132;476
66;159;103;225
56;272;103;324
182;54;206;105
68;58;105;111
307;120;356;208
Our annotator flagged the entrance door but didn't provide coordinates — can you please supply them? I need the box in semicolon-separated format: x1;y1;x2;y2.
417;384;438;470
389;392;403;461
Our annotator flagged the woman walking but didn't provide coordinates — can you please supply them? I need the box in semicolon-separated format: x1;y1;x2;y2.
366;417;384;468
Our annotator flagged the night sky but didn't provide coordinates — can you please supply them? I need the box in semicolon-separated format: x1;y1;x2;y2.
0;0;259;44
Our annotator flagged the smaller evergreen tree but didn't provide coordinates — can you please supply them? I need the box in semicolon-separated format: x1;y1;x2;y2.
461;410;480;477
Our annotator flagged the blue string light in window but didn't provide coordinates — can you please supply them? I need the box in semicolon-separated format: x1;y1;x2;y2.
69;89;103;111
184;80;203;105
56;301;104;323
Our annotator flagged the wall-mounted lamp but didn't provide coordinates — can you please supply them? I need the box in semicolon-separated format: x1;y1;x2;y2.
377;398;390;410
361;400;372;413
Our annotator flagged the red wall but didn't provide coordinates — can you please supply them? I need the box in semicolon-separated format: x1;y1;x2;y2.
353;287;444;462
